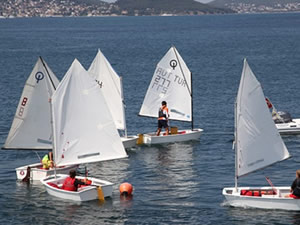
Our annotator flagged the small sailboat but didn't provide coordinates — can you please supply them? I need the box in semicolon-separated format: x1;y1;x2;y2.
88;49;138;148
4;57;58;150
222;59;300;211
2;57;76;181
41;59;128;202
265;97;300;134
138;46;203;145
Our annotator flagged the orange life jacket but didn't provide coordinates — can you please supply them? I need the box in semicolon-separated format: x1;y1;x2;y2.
62;177;76;191
158;106;169;120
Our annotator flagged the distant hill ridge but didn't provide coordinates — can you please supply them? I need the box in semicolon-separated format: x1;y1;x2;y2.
0;0;233;17
210;0;300;9
115;0;234;15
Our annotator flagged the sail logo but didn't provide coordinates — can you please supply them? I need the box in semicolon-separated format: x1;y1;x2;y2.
170;109;185;117
247;158;264;167
37;138;52;144
78;152;100;159
170;60;177;70
35;72;44;83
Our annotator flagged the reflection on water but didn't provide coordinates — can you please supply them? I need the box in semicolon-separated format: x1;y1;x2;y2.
224;205;300;224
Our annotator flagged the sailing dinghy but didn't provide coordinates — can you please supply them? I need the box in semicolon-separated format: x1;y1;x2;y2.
265;97;300;135
2;57;76;181
222;59;300;211
138;46;203;145
41;59;128;202
88;49;138;148
4;57;58;150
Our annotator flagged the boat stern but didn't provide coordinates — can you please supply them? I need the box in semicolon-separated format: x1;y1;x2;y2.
41;175;114;202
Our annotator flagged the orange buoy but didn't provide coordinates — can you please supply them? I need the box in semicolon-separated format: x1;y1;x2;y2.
119;182;133;196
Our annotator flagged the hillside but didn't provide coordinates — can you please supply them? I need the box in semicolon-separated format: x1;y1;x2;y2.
0;0;233;17
115;0;234;15
209;0;300;13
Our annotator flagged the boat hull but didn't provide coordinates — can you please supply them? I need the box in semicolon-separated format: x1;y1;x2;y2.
276;119;300;134
142;129;203;145
16;163;78;181
121;135;138;149
223;186;300;211
41;174;113;201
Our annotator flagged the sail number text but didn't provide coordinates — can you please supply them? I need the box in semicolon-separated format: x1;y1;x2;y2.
151;67;187;94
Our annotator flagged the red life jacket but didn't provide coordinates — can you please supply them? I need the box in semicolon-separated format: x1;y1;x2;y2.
62;177;76;191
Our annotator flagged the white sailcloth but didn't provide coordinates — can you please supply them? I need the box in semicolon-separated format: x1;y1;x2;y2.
139;46;192;122
236;59;290;177
88;49;125;130
4;57;59;149
52;59;127;167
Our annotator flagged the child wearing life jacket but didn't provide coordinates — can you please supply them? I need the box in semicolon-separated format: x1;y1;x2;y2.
286;169;300;199
62;170;87;191
156;101;169;136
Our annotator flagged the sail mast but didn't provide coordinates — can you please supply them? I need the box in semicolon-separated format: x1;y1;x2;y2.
120;76;127;137
234;99;238;191
191;72;194;130
49;92;57;178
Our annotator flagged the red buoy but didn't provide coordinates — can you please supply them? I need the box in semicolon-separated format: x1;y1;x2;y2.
119;182;133;196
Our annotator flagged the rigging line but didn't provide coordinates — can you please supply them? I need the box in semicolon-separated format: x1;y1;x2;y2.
172;46;192;97
39;56;56;91
265;176;277;194
33;151;41;161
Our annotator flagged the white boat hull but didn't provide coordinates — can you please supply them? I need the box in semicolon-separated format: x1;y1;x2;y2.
276;119;300;134
41;174;113;201
142;128;203;145
121;135;138;149
223;186;300;211
16;163;78;181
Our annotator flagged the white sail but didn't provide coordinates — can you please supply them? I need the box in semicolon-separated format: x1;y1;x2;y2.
52;59;127;167
4;57;59;149
236;59;290;177
139;46;192;122
88;49;126;130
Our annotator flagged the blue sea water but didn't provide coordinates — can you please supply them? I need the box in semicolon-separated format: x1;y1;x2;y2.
0;13;300;224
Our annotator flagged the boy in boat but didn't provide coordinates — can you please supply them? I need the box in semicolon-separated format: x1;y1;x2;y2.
286;169;300;198
42;152;53;169
157;101;169;136
62;170;89;191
